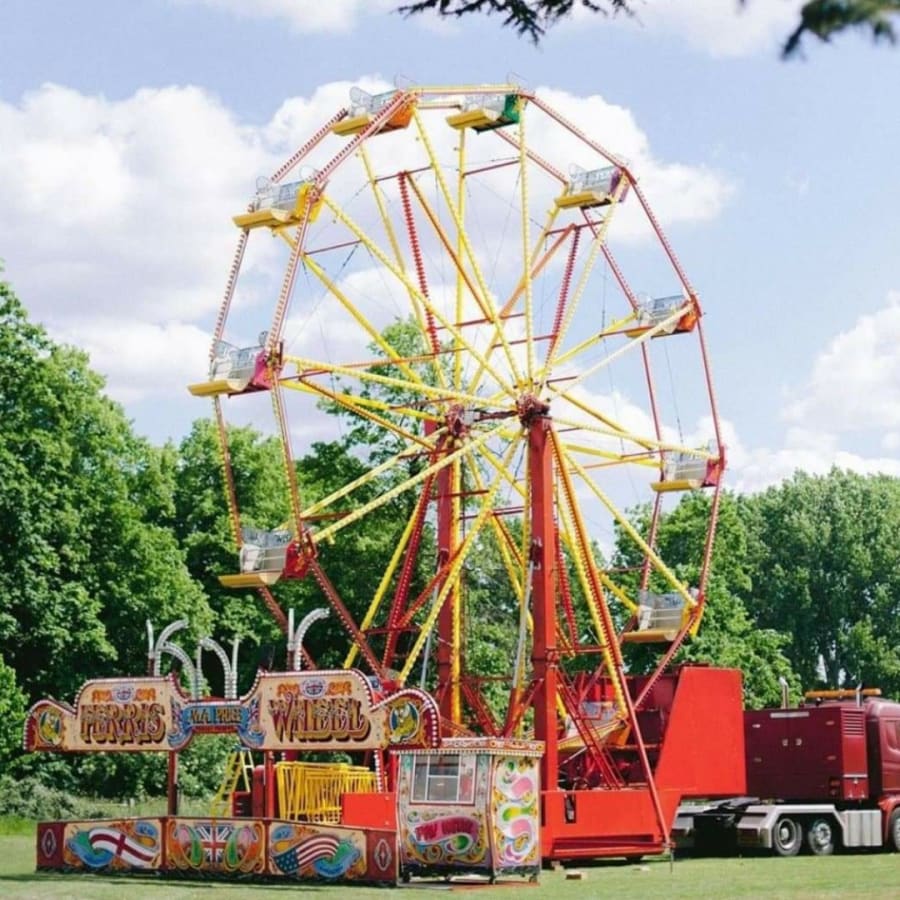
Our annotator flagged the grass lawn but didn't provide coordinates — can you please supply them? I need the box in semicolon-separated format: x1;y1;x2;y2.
0;829;896;899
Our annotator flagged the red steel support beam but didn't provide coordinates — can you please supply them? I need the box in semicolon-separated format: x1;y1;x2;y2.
529;415;558;787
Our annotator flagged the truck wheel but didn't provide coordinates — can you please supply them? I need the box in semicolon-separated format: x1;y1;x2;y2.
805;818;835;856
888;809;900;852
772;817;802;857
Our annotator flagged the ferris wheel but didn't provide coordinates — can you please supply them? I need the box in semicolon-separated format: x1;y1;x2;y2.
189;82;724;789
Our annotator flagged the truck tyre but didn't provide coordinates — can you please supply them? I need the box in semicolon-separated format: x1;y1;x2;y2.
888;809;900;852
772;816;802;857
805;817;835;856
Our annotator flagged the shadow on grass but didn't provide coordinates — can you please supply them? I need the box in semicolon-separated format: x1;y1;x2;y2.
0;871;332;891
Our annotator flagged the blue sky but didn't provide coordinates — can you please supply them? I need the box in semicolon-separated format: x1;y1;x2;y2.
2;0;899;493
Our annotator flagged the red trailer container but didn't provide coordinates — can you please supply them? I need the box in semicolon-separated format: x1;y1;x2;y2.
676;691;900;856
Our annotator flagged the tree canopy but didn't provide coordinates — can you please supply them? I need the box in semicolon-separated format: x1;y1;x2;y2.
0;279;211;702
398;0;900;56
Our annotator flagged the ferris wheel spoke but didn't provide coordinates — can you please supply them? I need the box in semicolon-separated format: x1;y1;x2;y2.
516;112;536;383
354;144;434;352
283;375;439;425
396;435;521;685
403;172;525;392
550;409;661;456
302;435;443;526
381;469;444;671
548;308;641;371
562;449;697;611
550;392;711;458
410;109;524;388
543;179;629;379
343;471;435;669
468;207;568;397
397;171;448;389
298;254;429;387
319;194;517;399
310;423;510;545
283;352;512;414
561;440;659;472
283;376;436;450
553;302;689;395
499;219;570;320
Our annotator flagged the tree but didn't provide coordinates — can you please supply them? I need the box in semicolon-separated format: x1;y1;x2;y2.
174;419;290;690
613;492;801;708
0;277;210;700
399;0;900;56
783;1;900;56
399;0;631;41
742;470;900;696
173;417;432;684
0;654;26;770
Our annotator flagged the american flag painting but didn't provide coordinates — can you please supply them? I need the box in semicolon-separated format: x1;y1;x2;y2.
272;833;340;875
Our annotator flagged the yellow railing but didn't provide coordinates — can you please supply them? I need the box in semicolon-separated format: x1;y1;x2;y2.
275;762;378;824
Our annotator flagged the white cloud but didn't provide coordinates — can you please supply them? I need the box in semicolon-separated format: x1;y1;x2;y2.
717;292;900;493
0;83;265;323
171;0;396;33
51;318;211;404
783;291;900;434
568;0;805;59
641;0;803;58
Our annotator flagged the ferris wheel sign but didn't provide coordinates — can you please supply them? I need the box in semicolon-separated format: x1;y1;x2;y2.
23;670;441;754
24;678;178;753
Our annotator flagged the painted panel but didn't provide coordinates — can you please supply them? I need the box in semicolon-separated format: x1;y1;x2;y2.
491;756;541;870
35;822;64;869
26;680;177;752
165;818;266;875
397;753;492;870
249;673;439;752
268;821;367;880
62;818;162;871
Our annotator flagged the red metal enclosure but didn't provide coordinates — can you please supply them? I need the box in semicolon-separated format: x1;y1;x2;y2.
540;665;745;859
866;698;900;797
744;699;900;803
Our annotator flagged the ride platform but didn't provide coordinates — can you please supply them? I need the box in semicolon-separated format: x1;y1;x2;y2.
233;182;324;231
332;105;414;137
446;94;523;133
188;376;254;398
555;188;615;210
624;298;698;340
651;455;722;493
218;571;283;588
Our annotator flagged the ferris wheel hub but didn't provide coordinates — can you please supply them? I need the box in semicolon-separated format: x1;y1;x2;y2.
516;394;551;427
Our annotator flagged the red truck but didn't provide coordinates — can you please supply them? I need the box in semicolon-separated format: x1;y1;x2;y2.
675;689;900;856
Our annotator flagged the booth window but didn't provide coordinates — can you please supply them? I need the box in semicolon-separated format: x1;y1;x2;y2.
411;754;476;804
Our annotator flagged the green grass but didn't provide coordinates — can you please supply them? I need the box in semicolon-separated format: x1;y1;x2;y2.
0;829;897;899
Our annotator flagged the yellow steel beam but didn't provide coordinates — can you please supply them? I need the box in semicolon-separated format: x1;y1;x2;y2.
311;423;508;545
320;194;516;398
397;436;521;684
565;451;697;610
